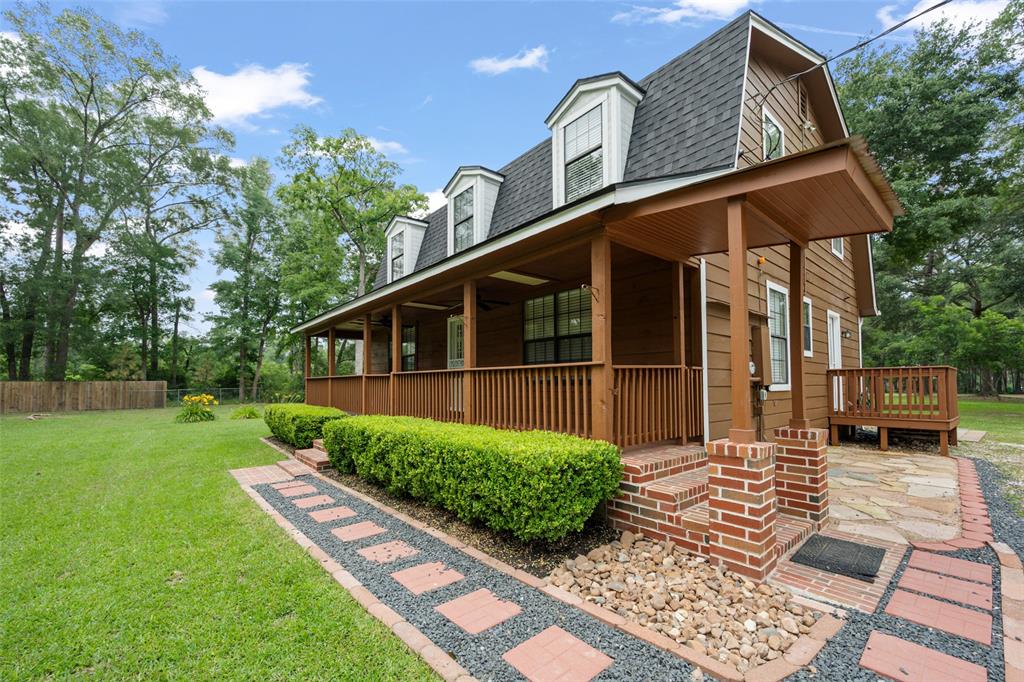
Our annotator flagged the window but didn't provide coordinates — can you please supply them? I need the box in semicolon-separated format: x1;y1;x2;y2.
523;288;592;364
766;281;790;389
401;324;416;371
564;105;603;202
390;232;404;280
453;188;474;253
447;316;464;369
762;109;784;160
802;297;813;357
831;237;844;259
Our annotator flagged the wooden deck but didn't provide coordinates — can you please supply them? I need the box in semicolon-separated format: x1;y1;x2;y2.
827;366;960;455
306;363;703;448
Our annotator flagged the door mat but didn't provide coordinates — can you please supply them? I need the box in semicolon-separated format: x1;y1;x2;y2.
790;534;885;583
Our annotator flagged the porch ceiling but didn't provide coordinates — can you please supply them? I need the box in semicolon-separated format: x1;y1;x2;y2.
604;137;902;261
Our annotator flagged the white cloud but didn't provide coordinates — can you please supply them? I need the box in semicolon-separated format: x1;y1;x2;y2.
612;0;754;25
228;157;247;168
470;46;549;76
367;137;409;156
877;0;1008;32
201;288;216;301
412;189;446;219
114;1;168;28
415;94;433;110
191;63;322;129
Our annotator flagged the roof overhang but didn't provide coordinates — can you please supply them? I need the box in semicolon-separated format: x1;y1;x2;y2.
545;72;645;128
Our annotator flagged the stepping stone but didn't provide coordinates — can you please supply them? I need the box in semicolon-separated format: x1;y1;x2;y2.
891;506;945;520
309;506;356;522
901;475;957;489
331;521;387;542
846;502;892;520
836;521;909;545
357;540;420;564
279;484;317;497
293;494;334;509
829;504;871;521
846;472;879;482
390;561;464;595
436;588;522;634
907;484;955;499
898;567;993;610
869;496;905;508
502;625;613;682
908;551;993;584
885;589;991;644
859;630;987;682
895;519;958;541
271;480;304;490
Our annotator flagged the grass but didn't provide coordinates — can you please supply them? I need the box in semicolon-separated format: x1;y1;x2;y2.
957;395;1024;516
0;406;436;681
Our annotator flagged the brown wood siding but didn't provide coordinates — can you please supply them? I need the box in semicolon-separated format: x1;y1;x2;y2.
738;54;825;168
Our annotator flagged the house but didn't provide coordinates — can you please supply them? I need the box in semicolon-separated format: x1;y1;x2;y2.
292;12;959;579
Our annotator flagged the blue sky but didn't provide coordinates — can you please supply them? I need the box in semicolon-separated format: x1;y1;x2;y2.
19;0;1009;334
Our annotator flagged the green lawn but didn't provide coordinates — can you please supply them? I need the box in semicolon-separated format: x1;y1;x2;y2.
0;406;435;681
959;395;1024;444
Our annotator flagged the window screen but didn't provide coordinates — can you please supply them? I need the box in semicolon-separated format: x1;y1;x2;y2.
524;288;592;364
564;106;603;202
767;286;789;385
453;188;473;252
390;232;404;280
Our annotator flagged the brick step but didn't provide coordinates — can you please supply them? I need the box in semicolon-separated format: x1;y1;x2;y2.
294;448;331;471
643;468;709;515
620;444;707;485
276;459;311;476
312;438;326;453
775;514;815;559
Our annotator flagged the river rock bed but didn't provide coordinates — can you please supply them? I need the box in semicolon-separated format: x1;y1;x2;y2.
545;531;820;674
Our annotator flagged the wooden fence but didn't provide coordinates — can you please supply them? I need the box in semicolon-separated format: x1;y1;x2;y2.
0;381;167;414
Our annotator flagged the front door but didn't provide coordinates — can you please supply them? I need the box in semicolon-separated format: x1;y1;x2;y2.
827;310;842;412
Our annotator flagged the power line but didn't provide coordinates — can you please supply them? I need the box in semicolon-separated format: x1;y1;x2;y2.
752;0;953;110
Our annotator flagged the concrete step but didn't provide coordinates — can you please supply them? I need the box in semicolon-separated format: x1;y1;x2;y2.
312;438;326;453
644;468;709;515
276;459;312;476
294;448;331;471
620;444;706;485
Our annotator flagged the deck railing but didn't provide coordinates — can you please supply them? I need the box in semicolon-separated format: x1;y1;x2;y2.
305;361;703;445
613;365;704;448
827;366;959;425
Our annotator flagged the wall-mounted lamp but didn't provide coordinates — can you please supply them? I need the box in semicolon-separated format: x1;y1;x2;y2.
841;329;854;340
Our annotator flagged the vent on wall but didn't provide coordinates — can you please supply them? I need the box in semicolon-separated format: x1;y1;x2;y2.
799;81;808;120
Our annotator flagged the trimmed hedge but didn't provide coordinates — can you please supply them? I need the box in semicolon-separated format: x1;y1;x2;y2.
264;404;346;449
321;416;622;541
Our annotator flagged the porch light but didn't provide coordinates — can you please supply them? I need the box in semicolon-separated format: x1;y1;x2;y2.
490;270;550;286
842;329;853;339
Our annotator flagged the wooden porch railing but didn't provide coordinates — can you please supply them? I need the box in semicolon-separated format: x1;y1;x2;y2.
827;366;959;426
305;361;704;446
612;365;704;448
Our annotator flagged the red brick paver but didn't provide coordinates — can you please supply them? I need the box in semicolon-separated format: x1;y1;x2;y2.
897;567;993;610
279;484;317;497
331;520;387;542
907;551;993;584
859;630;987;682
271;479;306;490
309;505;357;522
229;465;292;486
502;625;613;682
357;540;420;564
436;588;522;634
390;562;464;595
292;494;334;509
885;589;992;644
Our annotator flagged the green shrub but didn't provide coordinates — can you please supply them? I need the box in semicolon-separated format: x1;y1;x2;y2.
175;393;217;423
263;404;346;448
230;405;261;420
321;416;622;541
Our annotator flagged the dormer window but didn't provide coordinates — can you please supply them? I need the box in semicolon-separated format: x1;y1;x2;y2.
564;105;603;203
390;232;404;280
453;188;474;253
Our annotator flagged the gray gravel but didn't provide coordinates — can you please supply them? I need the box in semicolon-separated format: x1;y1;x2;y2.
254;476;697;681
975;457;1024;557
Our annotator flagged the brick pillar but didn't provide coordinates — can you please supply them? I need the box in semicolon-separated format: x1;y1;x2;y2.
774;427;830;528
707;438;778;581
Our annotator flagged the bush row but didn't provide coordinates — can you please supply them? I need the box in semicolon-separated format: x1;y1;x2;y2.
321;416;622;541
264;404;346;448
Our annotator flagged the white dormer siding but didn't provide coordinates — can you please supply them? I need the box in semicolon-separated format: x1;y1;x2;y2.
546;73;644;209
443;166;504;256
385;216;429;284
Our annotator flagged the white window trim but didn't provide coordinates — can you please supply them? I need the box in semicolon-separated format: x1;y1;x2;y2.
452;187;474;254
831;237;845;259
563;104;604;204
761;107;784;161
802;296;813;358
765;279;791;392
388;231;404;283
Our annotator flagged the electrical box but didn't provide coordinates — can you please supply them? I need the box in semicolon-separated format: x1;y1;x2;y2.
750;323;772;383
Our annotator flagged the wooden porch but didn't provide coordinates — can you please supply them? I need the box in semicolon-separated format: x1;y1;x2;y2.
827;366;960;455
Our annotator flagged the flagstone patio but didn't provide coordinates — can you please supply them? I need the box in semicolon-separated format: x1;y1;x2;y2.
827;446;960;545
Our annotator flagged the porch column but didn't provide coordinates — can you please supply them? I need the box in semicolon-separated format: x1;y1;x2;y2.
327;327;336;408
390;304;401;414
463;280;477;424
671;261;688;442
590;232;614;442
788;242;809;429
361;314;372;413
726;196;754;443
304;334;312;378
